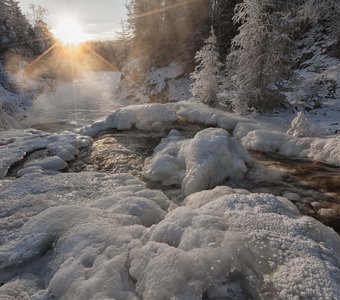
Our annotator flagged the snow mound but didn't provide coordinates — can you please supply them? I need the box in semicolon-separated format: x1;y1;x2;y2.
80;103;178;137
0;172;171;299
1;170;339;298
177;102;253;130
144;128;253;195
130;187;340;299
0;129;92;179
234;123;340;166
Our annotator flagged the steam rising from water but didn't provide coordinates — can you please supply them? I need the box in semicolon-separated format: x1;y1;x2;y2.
22;71;122;131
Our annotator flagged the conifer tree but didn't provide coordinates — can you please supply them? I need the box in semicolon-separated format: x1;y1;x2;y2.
227;0;291;114
190;27;221;107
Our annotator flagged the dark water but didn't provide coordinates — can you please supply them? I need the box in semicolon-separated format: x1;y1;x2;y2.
248;151;340;232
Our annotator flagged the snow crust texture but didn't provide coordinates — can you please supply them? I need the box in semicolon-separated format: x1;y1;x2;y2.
144;128;253;195
1;175;340;300
0;129;92;179
0;172;171;300
80;103;178;137
81;102;339;166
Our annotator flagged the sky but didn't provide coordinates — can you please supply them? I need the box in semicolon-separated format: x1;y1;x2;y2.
18;0;127;41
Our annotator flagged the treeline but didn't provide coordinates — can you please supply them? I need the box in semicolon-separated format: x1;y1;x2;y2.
81;40;129;71
124;0;340;113
0;1;53;61
123;0;244;72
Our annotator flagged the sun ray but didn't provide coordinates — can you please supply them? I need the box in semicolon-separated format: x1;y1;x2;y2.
24;42;59;72
83;45;140;87
134;0;196;19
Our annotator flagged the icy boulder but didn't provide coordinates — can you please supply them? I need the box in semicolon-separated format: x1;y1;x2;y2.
130;187;340;299
144;128;253;195
0;129;92;179
0;172;171;299
80;103;178;137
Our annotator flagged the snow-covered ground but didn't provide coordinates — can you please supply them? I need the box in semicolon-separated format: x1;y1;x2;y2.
2;94;339;298
0;49;339;298
1;165;340;299
80;102;340;167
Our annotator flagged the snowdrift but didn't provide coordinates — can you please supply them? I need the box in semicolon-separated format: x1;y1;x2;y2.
144;128;253;195
1;174;339;299
0;129;92;179
81;102;339;167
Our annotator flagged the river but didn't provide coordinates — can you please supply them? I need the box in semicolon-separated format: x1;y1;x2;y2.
16;71;340;233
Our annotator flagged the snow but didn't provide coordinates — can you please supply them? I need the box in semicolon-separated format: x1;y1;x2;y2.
287;111;313;137
145;63;185;96
1;170;340;299
0;79;31;129
131;188;340;299
80;101;339;166
0;172;171;299
80;103;178;137
235;124;340;166
0;129;92;179
144;128;253;196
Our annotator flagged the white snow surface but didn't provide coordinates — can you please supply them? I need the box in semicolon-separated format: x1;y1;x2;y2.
0;81;31;129
145;63;185;95
80;102;339;166
80;103;178;137
0;172;171;300
0;129;92;179
143;128;253;196
1;174;340;299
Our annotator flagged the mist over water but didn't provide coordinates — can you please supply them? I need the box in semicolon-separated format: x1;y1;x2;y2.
22;71;122;131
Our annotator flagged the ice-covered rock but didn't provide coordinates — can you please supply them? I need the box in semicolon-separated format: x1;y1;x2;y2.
234;123;340;166
1;169;339;299
177;102;253;131
130;188;340;299
80;103;178;137
144;128;253;195
0;129;92;179
0;172;171;299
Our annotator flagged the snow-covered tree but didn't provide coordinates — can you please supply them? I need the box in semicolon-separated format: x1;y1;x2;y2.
299;0;340;24
227;0;291;115
190;27;222;107
287;111;312;137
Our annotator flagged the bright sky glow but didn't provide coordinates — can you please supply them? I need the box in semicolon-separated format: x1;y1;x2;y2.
18;0;127;41
53;16;87;44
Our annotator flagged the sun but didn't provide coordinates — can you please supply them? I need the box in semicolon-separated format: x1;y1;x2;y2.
53;16;87;45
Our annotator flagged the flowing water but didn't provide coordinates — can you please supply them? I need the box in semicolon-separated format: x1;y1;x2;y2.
19;71;340;233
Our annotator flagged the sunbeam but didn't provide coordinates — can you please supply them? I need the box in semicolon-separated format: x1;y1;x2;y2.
83;44;140;87
134;0;197;19
24;42;59;72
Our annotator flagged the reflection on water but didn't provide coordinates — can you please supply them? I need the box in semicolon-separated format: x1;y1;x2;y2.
22;71;122;131
247;151;340;233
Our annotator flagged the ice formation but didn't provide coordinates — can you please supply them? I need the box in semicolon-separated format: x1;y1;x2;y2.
0;129;92;179
1;176;340;299
80;103;178;137
144;128;254;195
